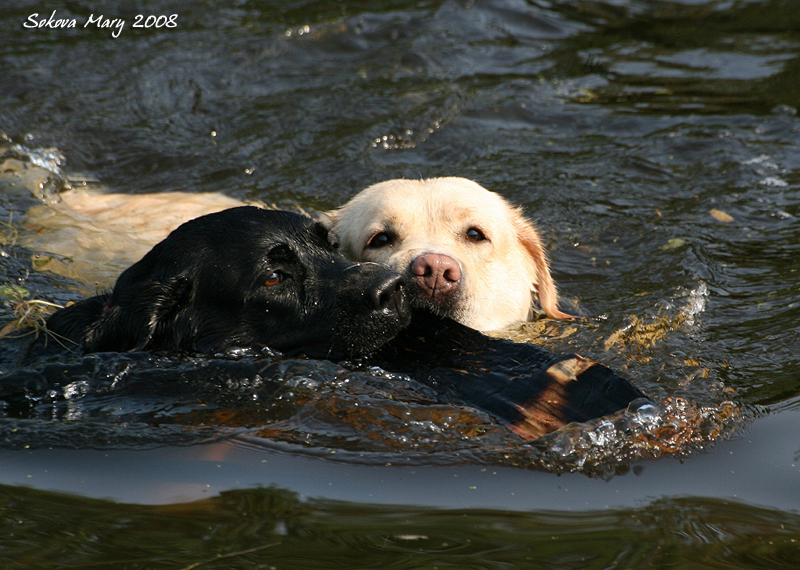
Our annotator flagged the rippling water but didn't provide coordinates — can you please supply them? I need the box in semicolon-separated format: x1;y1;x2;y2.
2;0;800;568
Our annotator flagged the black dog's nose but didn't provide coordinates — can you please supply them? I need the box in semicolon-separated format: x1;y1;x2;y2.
368;273;406;313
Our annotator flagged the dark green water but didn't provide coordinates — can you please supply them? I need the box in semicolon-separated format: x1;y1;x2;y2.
1;0;800;568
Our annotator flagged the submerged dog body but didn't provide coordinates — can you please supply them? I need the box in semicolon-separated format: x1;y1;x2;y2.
46;207;409;359
34;206;646;440
327;177;572;331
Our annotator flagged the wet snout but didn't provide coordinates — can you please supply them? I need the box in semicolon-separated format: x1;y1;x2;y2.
410;253;462;299
366;271;408;316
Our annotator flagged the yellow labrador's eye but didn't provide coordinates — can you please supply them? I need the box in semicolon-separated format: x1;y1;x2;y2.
466;227;487;242
264;271;283;286
366;231;395;248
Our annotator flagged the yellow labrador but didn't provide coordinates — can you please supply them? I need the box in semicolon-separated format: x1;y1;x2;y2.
9;157;570;327
3;150;245;284
24;187;244;285
326;177;572;331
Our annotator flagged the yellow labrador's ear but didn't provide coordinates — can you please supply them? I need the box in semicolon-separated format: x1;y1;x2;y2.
315;211;337;229
512;209;573;320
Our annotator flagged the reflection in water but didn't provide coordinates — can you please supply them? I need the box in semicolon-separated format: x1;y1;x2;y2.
2;483;799;569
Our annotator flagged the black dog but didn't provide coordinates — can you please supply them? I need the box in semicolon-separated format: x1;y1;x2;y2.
46;207;410;359
40;206;647;439
372;311;647;440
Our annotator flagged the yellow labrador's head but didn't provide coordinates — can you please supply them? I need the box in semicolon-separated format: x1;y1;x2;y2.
327;177;571;331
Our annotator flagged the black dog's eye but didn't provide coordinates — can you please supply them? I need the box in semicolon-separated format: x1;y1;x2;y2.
264;271;284;287
466;227;487;242
366;231;395;249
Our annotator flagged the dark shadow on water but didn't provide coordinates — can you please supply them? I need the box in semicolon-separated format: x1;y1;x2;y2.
3;483;800;570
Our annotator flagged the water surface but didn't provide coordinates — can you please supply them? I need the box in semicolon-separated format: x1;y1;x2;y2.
1;0;799;568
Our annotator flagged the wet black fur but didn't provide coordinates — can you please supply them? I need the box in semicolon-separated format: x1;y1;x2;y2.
38;206;647;438
46;207;410;359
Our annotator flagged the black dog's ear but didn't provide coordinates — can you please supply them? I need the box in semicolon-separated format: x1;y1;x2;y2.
83;277;193;353
311;214;340;250
45;295;110;348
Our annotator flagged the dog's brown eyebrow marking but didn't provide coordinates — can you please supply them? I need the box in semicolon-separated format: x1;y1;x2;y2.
507;356;595;440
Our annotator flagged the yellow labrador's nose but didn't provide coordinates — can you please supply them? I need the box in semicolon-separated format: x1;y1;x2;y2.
410;253;461;298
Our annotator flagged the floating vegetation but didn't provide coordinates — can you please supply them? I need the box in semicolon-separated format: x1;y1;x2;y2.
0;285;63;340
0;217;65;342
709;208;734;223
603;281;708;358
0;216;18;246
660;237;686;250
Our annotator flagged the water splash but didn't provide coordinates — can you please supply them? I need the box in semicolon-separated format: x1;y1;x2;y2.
0;141;73;203
1;348;744;477
514;397;744;477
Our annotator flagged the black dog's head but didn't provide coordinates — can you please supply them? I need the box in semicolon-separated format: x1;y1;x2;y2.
46;207;410;359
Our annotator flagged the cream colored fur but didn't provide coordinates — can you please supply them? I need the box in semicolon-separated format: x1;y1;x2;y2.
9;156;571;326
326;177;571;331
23;187;244;284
